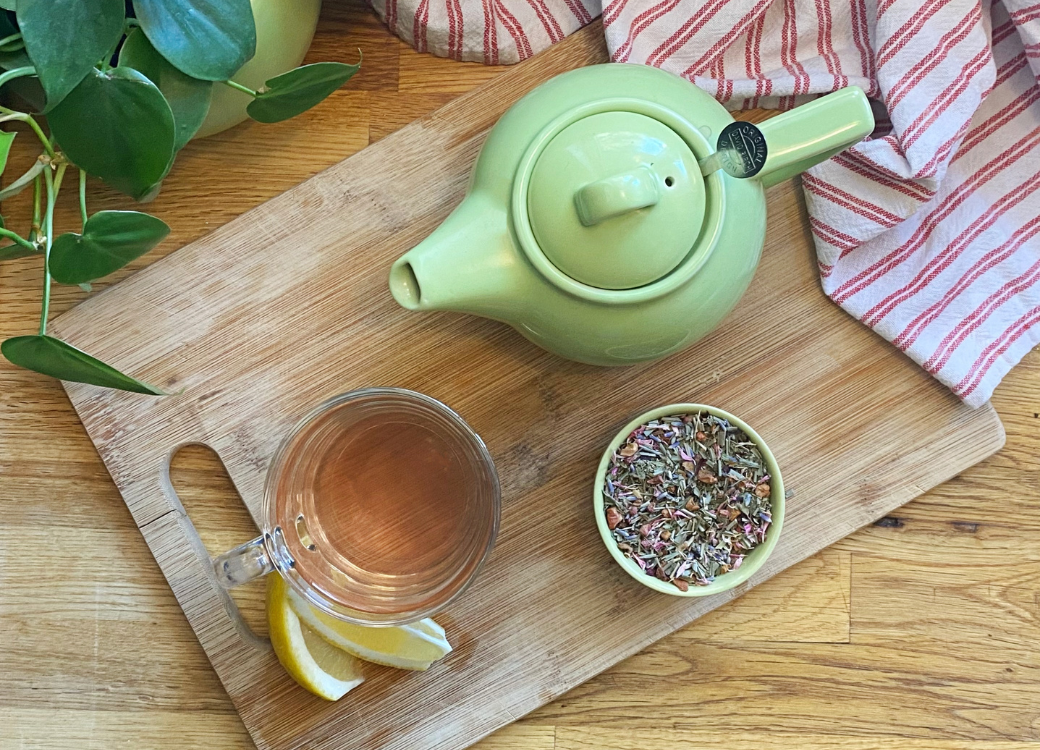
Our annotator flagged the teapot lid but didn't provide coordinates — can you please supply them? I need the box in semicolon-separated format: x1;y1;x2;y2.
526;111;705;290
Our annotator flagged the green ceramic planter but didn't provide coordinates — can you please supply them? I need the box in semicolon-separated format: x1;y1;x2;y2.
194;0;322;139
593;403;785;597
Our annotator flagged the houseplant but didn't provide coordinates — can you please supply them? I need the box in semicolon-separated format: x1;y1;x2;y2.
0;0;358;394
196;0;324;138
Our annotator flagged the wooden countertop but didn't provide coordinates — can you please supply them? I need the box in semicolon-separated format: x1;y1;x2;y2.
1;3;1037;748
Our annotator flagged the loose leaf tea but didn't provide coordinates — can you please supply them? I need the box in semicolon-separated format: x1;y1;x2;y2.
603;411;772;590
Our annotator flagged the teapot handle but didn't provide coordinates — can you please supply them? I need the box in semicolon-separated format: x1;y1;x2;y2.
755;86;875;188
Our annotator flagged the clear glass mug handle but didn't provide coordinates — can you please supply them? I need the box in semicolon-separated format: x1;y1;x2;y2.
212;535;275;588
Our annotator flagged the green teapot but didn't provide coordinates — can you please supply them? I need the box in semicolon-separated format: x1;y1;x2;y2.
389;64;873;365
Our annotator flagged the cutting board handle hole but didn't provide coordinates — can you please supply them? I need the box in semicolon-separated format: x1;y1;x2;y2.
169;443;269;640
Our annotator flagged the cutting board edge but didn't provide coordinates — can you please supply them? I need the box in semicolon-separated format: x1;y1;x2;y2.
231;397;1006;750
460;403;1008;743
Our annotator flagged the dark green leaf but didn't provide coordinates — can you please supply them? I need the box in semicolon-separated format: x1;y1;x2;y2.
2;335;164;394
246;61;360;124
0;129;14;174
138;181;163;203
118;28;212;150
132;0;255;82
16;0;125;109
49;67;175;199
49;210;169;284
0;9;16;35
0;243;37;261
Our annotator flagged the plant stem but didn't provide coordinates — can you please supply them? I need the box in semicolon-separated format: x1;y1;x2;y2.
0;66;35;90
0;227;36;252
79;169;87;228
29;173;41;242
18;116;53;157
0;32;22;50
0;106;55;158
222;79;258;97
38;162;67;336
39;167;53;334
99;33;125;73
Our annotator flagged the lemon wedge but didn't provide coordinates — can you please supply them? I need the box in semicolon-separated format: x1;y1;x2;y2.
267;576;365;700
412;618;447;640
287;589;452;671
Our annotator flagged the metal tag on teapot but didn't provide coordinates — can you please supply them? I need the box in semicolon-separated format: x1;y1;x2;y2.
699;121;768;179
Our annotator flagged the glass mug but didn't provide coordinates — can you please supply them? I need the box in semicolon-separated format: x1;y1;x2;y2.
212;388;500;626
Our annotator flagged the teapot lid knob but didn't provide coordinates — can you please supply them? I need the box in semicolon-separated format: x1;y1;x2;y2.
526;111;706;290
574;166;662;227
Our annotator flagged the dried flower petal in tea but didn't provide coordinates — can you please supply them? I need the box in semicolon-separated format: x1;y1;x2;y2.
603;411;772;590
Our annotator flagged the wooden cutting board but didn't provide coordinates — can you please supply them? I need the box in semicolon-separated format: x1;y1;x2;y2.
49;22;1004;750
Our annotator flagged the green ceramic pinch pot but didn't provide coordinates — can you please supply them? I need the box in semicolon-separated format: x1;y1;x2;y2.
593;404;785;597
389;63;874;366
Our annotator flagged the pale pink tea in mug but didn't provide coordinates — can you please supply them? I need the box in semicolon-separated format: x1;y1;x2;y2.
214;388;500;625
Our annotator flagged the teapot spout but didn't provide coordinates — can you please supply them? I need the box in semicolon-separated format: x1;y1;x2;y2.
389;257;426;310
389;195;519;319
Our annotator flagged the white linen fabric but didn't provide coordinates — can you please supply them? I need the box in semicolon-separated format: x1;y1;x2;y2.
372;0;1040;407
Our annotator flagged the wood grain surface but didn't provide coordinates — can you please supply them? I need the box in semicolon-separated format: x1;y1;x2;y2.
41;11;1005;743
0;3;1036;749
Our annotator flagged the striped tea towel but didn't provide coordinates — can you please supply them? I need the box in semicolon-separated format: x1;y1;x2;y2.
604;0;1040;407
367;0;598;63
371;0;1040;407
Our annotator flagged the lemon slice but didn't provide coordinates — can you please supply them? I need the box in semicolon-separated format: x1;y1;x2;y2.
412;618;447;640
267;576;365;700
287;589;452;671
